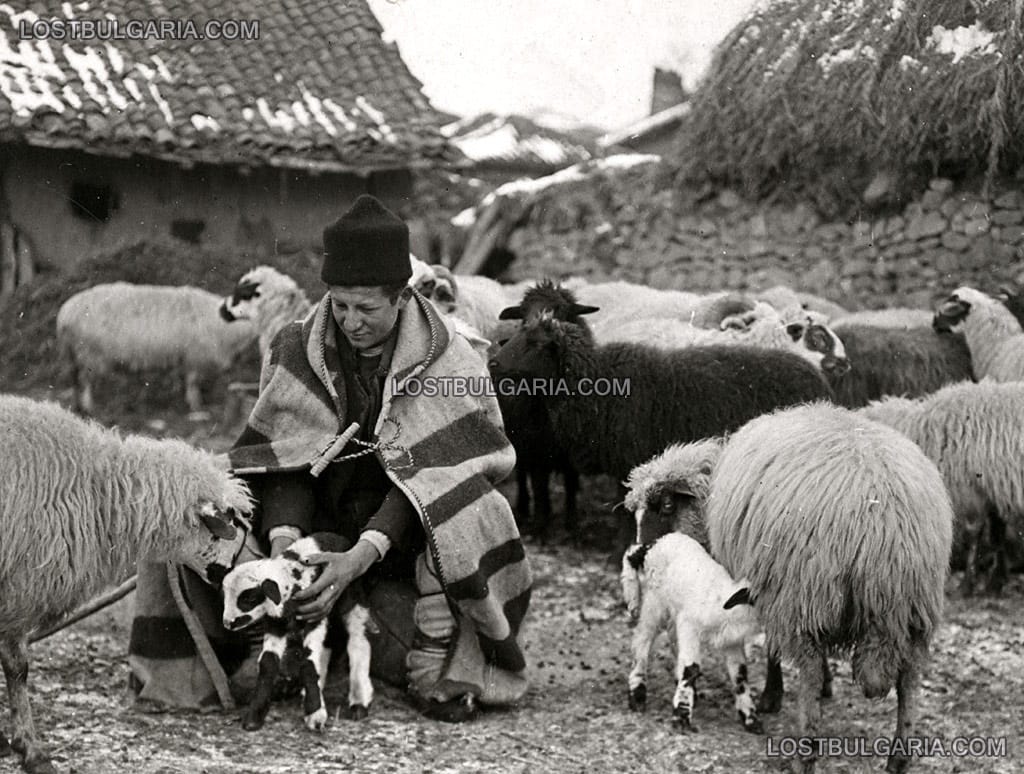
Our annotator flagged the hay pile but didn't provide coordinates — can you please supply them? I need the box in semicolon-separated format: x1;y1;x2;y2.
0;239;323;394
672;0;1024;216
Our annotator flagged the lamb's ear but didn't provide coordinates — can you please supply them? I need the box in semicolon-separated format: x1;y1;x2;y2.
199;509;238;540
723;587;752;609
569;302;600;316
785;322;805;342
261;579;282;605
498;304;524;320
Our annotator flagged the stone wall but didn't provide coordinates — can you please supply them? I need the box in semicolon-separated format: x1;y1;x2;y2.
499;165;1024;310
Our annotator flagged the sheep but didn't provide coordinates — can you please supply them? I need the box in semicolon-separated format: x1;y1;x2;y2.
831;308;935;330
57;282;257;415
933;285;1024;382
489;292;835;558
222;533;372;732
220;265;492;360
621;533;762;734
0;394;255;774
825;322;974;408
859;380;1024;595
568;280;750;330
754;284;849;321
707;403;953;774
593;304;850;377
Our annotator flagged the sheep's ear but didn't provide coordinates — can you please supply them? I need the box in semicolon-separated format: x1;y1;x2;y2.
785;322;805;341
261;579;282;605
200;510;237;540
723;587;752;609
498;304;524;320
569;303;600;316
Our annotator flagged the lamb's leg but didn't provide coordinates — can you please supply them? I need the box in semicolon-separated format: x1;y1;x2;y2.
184;369;203;413
960;511;983;596
984;505;1008;595
344;605;373;719
885;649;924;774
670;621;702;733
792;647;825;774
626;605;661;711
758;652;784;714
242;631;285;731
300;621;329;732
820;652;833;699
0;637;55;774
723;645;761;734
74;364;94;416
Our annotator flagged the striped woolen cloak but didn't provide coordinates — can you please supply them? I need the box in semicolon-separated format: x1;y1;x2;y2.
229;291;531;697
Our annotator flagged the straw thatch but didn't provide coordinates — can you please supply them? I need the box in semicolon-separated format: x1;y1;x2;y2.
672;0;1024;216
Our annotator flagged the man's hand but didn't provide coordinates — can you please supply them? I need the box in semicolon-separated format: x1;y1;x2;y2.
293;540;379;621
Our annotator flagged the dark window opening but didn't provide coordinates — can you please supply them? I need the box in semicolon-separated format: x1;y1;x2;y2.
69;181;119;222
171;219;206;244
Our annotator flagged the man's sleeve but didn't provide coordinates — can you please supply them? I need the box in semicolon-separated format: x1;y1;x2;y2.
259;470;316;538
363;486;419;549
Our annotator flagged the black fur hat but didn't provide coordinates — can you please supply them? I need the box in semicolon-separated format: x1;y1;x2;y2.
321;195;411;286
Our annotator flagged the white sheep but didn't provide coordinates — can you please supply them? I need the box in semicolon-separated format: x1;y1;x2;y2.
831;307;935;330
222;533;373;732
859;379;1024;595
57;282;257;415
621;532;763;734
0;394;255;774
708;403;952;774
754;284;849;321
220;265;492;361
934;285;1024;382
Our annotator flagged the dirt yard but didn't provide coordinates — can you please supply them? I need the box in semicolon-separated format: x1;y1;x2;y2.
2;388;1022;774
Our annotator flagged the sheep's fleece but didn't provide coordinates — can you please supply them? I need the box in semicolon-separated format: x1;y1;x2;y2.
229;289;531;705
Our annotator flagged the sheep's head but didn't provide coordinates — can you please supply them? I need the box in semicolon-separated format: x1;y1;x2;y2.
414;263;458;314
489;312;590;383
933;286;988;332
221;558;296;630
220;266;299;322
623;439;724;548
498;280;599;326
784;318;850;376
174;472;257;586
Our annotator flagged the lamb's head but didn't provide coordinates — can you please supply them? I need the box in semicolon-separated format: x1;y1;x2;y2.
933;286;990;332
221;558;297;630
783;316;850;376
488;312;588;381
498;280;599;326
220;266;299;323
624;439;724;548
176;470;257;586
414;263;458;314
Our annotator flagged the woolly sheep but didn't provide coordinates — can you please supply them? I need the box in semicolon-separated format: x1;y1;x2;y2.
831;308;934;330
859;380;1024;595
933;285;1024;382
57;282;257;415
754;284;849;321
0;394;255;774
222;533;372;731
707;403;953;774
569;280;748;330
489;308;835;486
220;265;492;360
621;533;762;734
825;322;974;408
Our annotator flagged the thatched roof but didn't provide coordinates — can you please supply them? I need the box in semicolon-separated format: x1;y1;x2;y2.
671;0;1024;215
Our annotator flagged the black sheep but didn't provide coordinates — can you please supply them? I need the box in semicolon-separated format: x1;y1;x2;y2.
826;323;974;408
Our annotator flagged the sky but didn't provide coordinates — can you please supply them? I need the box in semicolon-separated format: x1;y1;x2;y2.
365;0;758;133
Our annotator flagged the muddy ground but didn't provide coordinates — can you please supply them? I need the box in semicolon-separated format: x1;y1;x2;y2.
2;388;1022;774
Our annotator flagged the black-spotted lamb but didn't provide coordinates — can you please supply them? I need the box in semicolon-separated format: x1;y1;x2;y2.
57;282;257;414
621;533;762;734
0;395;254;774
222;533;372;731
707;403;952;774
859;380;1024;595
933;285;1024;382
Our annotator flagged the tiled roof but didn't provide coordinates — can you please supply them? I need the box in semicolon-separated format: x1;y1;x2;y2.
0;0;458;171
441;113;596;173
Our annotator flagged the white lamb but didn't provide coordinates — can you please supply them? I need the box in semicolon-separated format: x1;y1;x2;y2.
0;394;255;774
621;532;762;734
57;282;257;414
933;285;1024;382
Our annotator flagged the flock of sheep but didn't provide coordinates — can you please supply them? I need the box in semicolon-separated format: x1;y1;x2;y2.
3;256;1023;773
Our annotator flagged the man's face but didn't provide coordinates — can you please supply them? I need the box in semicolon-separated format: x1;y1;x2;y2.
329;285;407;350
